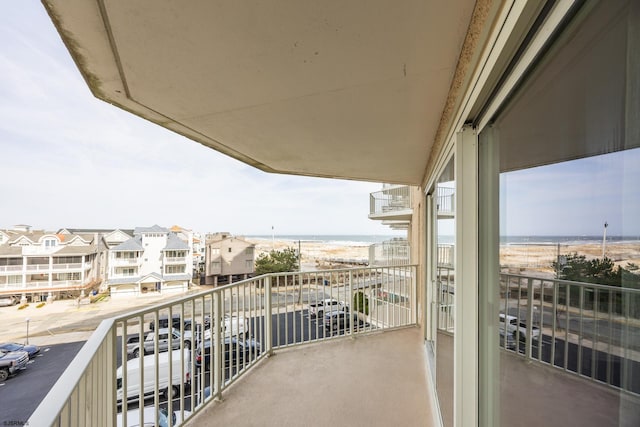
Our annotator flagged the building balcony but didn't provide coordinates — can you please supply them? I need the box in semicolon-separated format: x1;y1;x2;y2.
368;185;413;222
165;256;187;264
29;269;640;426
30;265;418;425
437;244;454;268
436;186;455;218
0;265;22;273
369;239;410;266
110;258;141;267
52;263;84;271
25;264;50;272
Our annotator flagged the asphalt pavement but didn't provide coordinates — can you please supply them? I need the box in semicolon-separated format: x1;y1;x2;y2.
0;341;85;425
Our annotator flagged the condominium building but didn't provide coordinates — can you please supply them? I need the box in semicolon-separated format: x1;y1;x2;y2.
204;232;256;286
34;1;640;426
0;225;102;302
107;225;193;297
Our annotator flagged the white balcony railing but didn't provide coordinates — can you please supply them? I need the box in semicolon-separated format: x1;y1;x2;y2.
25;264;50;272
436;186;455;215
165;257;187;264
369;239;410;266
111;258;140;267
499;273;640;395
0;265;23;273
29;265;417;426
437;244;454;267
369;185;412;217
52;263;83;270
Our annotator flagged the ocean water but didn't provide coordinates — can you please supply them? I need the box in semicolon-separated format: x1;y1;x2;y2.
246;235;406;247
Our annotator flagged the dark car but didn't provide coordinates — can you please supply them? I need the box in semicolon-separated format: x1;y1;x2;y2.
195;337;261;371
0;342;40;359
149;313;193;332
0;349;29;381
323;310;358;332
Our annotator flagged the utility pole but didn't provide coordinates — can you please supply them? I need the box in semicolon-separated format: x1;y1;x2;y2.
602;221;608;258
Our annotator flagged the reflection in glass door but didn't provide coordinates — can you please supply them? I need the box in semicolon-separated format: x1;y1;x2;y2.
434;156;455;427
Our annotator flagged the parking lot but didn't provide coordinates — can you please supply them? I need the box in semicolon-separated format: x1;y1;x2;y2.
0;340;85;425
0;290;369;423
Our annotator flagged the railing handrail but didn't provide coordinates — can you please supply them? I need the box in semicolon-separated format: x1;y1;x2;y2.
29;264;418;426
499;271;640;396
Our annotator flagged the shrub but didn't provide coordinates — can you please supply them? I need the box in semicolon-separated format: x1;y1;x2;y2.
353;291;369;315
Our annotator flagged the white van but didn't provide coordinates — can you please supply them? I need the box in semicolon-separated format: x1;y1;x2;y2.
499;313;540;341
116;349;191;403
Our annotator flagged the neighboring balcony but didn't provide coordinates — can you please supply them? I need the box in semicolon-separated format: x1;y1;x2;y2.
111;258;141;267
436;186;455;218
0;265;22;273
369;238;410;266
368;185;413;222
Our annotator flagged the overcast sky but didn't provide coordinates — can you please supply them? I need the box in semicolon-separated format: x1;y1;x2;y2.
0;5;400;237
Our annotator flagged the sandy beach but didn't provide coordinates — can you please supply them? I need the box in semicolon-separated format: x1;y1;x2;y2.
246;237;371;270
500;241;640;276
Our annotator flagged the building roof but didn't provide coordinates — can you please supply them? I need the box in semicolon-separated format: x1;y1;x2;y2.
134;225;169;235
163;274;192;282
0;246;22;257
108;277;143;286
57;228;135;235
52;245;97;256
164;234;190;250
111;237;144;252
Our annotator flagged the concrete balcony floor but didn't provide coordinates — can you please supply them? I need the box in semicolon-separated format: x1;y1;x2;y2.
187;327;434;427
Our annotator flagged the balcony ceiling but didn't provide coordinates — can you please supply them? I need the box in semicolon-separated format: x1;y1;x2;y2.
43;0;476;185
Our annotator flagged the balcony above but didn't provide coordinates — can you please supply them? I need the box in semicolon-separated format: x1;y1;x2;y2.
369;185;413;222
186;328;434;426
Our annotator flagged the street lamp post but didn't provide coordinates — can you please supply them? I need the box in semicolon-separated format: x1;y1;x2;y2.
602;221;608;258
26;318;30;345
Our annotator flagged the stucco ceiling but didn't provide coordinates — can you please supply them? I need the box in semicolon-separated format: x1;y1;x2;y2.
43;0;476;185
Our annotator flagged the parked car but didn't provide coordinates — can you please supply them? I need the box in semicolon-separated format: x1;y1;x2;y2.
125;334;147;358
0;296;18;307
309;298;346;318
0;348;29;381
149;313;202;332
0;342;40;359
127;328;191;358
323;310;359;332
203;315;248;340
195;337;261;371
116;406;190;427
499;313;540;341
